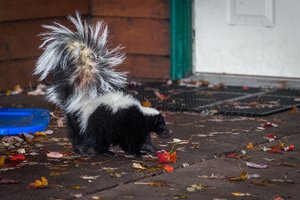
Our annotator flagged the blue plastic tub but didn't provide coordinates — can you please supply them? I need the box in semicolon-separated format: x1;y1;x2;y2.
0;108;50;135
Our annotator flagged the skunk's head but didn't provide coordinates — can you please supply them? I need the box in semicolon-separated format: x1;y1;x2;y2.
151;114;171;138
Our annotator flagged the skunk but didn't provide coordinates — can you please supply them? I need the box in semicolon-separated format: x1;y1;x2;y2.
68;91;170;156
34;13;170;156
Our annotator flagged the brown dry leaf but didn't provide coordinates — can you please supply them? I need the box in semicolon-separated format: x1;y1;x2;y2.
35;131;47;136
227;171;248;182
134;181;170;187
246;143;254;149
231;192;251;197
0;156;5;167
251;178;271;186
290;105;298;113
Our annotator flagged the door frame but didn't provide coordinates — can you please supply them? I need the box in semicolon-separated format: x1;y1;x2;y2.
170;0;193;80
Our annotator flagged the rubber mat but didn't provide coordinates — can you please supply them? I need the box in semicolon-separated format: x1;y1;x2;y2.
129;82;300;116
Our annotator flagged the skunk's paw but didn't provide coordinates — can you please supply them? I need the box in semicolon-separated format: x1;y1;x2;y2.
95;150;116;158
142;142;160;154
73;146;95;157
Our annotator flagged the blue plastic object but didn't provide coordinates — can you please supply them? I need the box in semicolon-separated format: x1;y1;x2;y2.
0;108;50;135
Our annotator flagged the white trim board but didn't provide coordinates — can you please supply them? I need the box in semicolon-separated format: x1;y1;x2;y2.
190;73;300;89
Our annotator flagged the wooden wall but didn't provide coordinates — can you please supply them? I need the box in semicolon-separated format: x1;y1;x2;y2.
0;0;170;91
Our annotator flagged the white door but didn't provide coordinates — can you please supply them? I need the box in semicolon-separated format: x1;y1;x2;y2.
194;0;300;78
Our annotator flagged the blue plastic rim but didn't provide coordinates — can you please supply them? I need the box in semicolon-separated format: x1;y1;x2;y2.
0;108;50;136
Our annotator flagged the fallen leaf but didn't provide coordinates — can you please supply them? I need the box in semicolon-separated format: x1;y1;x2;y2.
9;154;26;161
270;145;283;154
132;163;146;170
226;153;239;159
11;85;23;95
70;193;83;198
279;162;298;168
47;152;64;159
227;171;248;182
0;156;5;166
274;195;285;200
0;178;20;184
246;162;268;169
134;181;170;187
80;175;100;180
271;176;294;184
262;158;275;162
34;131;47;136
156;151;177;163
17;148;26;154
231;192;251;197
182;163;190;167
284;144;295;151
264;133;277;142
248;174;261;179
154;90;170;101
27;84;46;96
186;184;212;192
246;143;254;149
263;122;278;128
198;173;224;179
28;177;48;189
168;138;189;144
163;165;174;172
173;194;189;199
251;178;271;186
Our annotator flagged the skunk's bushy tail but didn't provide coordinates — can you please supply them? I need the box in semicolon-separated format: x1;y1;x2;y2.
34;12;127;93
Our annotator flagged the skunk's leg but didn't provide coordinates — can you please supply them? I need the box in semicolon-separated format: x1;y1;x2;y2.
94;140;115;157
141;134;160;153
66;114;84;154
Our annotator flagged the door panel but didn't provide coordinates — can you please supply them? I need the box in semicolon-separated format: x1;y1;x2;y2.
194;0;300;78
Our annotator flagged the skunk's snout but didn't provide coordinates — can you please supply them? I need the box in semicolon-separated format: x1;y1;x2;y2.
159;128;171;138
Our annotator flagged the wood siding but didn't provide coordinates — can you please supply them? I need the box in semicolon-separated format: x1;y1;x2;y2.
0;0;170;91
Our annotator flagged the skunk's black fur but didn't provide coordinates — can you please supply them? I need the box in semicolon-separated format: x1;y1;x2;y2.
34;13;170;156
68;101;169;156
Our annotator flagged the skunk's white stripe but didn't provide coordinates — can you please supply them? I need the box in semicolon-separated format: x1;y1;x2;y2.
76;91;159;133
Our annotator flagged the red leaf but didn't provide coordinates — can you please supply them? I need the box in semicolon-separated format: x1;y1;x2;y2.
156;151;177;163
263;122;278;128
9;154;26;161
163;165;174;172
154;90;170;101
226;153;239;159
284;144;295;151
265;133;277;140
270;145;283;154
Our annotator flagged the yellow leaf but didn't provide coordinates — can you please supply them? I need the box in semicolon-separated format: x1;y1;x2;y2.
0;156;5;166
28;176;48;189
71;186;82;189
35;131;46;136
240;171;249;180
141;101;152;107
279;142;285;149
246;143;254;149
232;192;251;197
6;90;11;96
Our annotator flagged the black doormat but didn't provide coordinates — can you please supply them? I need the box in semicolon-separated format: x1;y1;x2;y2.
128;82;300;116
